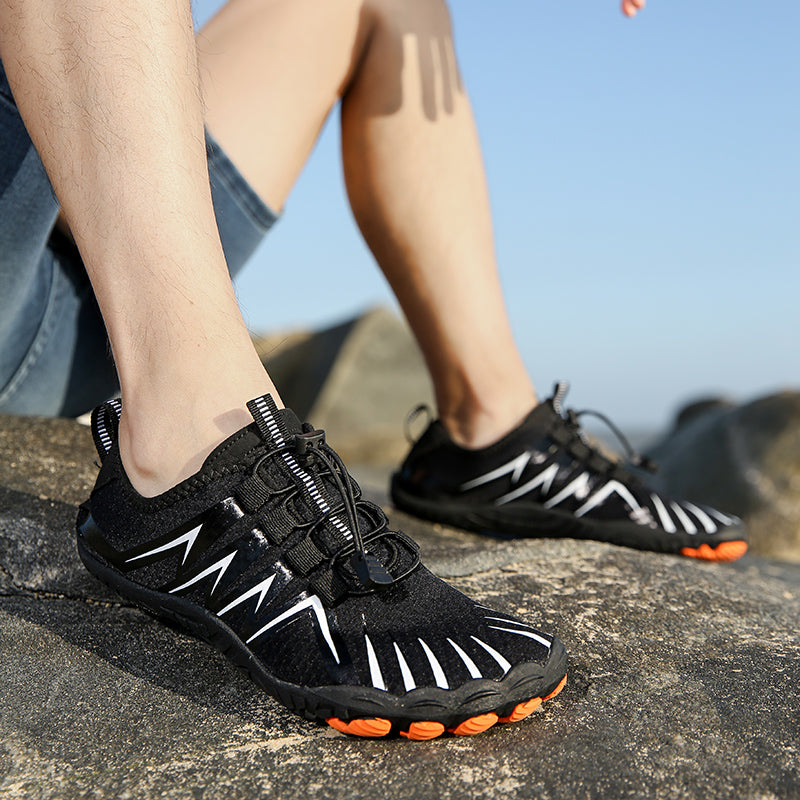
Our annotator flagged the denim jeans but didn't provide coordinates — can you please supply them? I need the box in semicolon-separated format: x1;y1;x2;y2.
0;61;277;416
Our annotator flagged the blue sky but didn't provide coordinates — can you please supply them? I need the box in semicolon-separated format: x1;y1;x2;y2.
194;0;799;430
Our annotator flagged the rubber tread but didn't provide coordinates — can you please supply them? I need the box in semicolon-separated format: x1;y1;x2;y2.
543;673;567;701
399;721;446;741
448;713;498;736
681;540;748;562
329;673;567;740
498;696;542;723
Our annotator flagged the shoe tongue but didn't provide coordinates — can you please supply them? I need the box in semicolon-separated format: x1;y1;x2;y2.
276;406;303;436
200;396;303;473
246;394;302;446
247;395;415;575
525;397;562;429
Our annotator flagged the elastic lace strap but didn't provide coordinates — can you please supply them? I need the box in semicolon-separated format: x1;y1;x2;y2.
235;473;273;514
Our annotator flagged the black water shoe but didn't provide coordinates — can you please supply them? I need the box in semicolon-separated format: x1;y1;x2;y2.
391;384;747;562
77;395;567;739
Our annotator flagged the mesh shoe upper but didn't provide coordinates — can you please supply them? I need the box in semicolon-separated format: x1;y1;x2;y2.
78;395;565;715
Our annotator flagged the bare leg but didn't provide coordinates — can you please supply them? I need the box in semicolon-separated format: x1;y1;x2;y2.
341;0;537;448
0;0;278;496
198;0;536;449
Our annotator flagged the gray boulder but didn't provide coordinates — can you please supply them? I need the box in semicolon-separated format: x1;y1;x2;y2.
647;391;800;562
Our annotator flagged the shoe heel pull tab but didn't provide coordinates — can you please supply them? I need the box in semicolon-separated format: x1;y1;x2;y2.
404;404;433;445
247;394;288;446
90;398;122;462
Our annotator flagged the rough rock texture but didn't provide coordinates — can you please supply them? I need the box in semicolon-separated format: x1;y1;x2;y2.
648;391;800;562
1;417;799;800
0;415;97;505
253;307;434;464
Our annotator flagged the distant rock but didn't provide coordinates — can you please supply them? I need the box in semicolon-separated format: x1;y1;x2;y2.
253;307;433;464
672;397;736;430
647;391;800;562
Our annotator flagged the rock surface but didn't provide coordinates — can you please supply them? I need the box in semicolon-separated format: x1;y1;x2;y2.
648;391;800;562
1;416;799;800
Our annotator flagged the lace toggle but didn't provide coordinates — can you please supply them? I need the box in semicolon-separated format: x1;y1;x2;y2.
293;427;326;457
350;551;395;589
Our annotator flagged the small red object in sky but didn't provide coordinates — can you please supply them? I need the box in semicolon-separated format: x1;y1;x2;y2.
621;0;646;18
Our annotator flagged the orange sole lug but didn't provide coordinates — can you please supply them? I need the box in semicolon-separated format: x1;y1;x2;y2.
681;540;748;563
448;712;499;736
498;696;542;723
400;721;446;741
326;717;392;737
328;672;568;739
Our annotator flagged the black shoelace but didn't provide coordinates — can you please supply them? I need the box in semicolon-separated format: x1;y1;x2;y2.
254;426;419;593
551;382;657;472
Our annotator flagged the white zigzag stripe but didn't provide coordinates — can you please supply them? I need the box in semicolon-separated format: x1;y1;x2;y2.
651;494;677;533
495;463;559;506
670;502;697;535
216;574;276;617
246;595;340;664
364;634;386;691
488;625;551;649
447;638;482;678
418;638;449;689
470;636;511;674
484;616;551;649
574;480;641;518
683;502;717;534
393;642;416;692
461;452;532;491
126;524;201;566
543;472;591;509
709;508;737;526
169;551;236;596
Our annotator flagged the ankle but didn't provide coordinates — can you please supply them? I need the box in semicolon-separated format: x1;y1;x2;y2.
111;335;282;495
439;389;538;450
117;370;281;497
117;403;256;497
